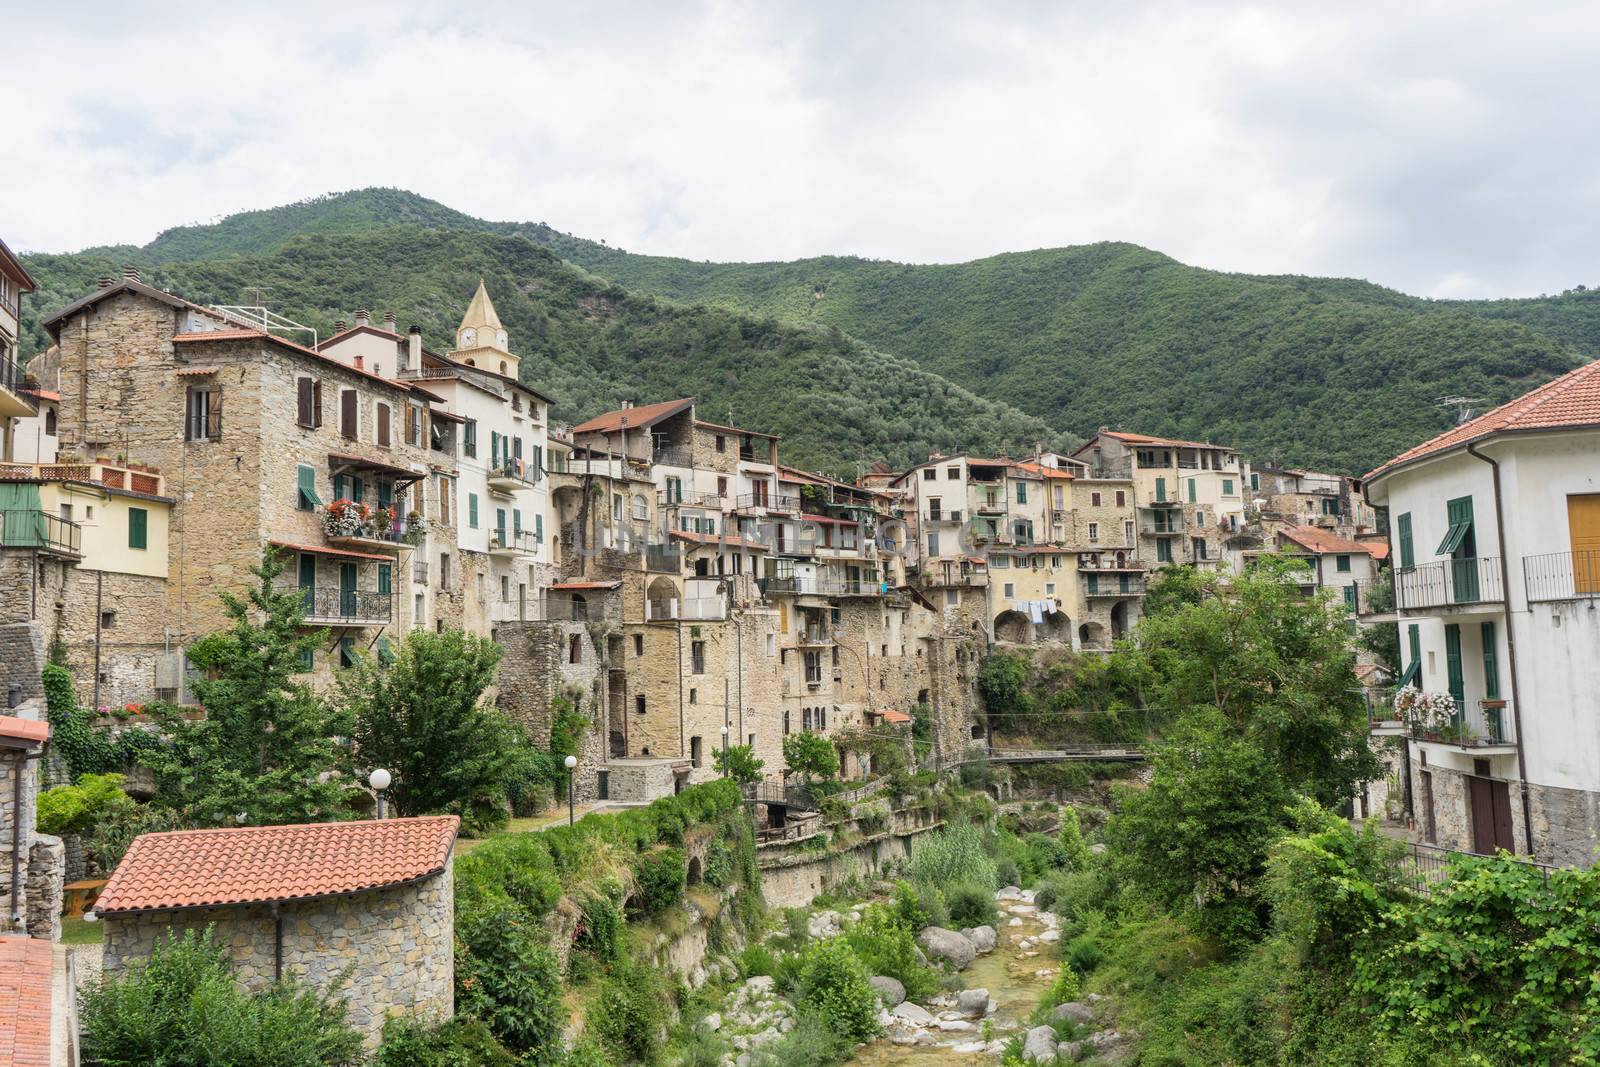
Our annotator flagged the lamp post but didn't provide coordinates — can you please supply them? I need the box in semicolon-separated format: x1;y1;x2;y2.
720;725;730;778
564;754;578;826
369;768;391;820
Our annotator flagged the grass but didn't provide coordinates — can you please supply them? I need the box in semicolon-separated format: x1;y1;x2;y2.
61;916;104;945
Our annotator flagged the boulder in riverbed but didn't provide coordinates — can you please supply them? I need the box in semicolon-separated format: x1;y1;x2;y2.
961;925;998;953
1023;1025;1059;1063
1053;1001;1095;1025
955;988;991;1016
917;926;976;970
892;1001;935;1025
869;975;906;1007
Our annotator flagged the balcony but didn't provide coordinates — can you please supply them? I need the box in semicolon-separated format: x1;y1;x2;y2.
1404;697;1517;752
652;445;691;468
1524;550;1600;603
1365;689;1408;737
1395;557;1503;611
646;596;726;621
489;529;540;557
1139;517;1185;536
1351;578;1395;620
323;511;417;555
925;509;963;525
0;354;35;418
0;510;82;557
1083;574;1145;597
818;577;885;597
300;586;391;626
660;489;723;510
972;498;1009;516
735;491;799;513
495;597;596;623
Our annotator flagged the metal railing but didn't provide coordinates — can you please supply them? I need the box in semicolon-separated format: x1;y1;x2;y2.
300;586;391;624
0;510;82;555
1083;574;1145;596
1352;578;1394;616
659;489;723;509
652;445;691;468
489;529;541;553
735;491;800;512
1524;550;1600;603
645;596;726;621
1395;557;1503;610
643;544;683;572
1382;842;1556;898
0;354;30;400
1406;697;1516;747
487;461;538;487
1139;517;1185;535
817;578;885;597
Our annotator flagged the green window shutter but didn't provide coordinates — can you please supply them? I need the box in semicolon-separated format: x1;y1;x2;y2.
1444;624;1464;704
378;480;393;509
1155;477;1166;502
339;635;355;668
1223;479;1234;496
1017;482;1026;504
298;646;313;672
496;508;507;540
1087;573;1099;593
535;514;544;542
378;563;391;595
128;507;148;550
468;494;478;528
531;445;543;475
1250;472;1260;491
1336;554;1351;572
297;464;323;510
1343;585;1357;612
377;636;394;665
1407;624;1422;684
1437;496;1475;555
1397;513;1414;570
513;508;522;535
351;476;364;504
1156;538;1172;563
1188;478;1196;503
1481;621;1500;699
464;420;477;457
298;554;316;589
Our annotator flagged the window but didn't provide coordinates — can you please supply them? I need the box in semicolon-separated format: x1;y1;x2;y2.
296;377;322;428
690;736;703;767
296;464;322;511
1003;581;1015;597
715;435;726;453
184;384;219;441
802;707;813;731
923;468;936;481
377;637;394;666
463;419;477;458
1091;492;1101;506
468;493;479;528
1481;621;1501;699
535;515;544;543
1335;554;1351;573
439;553;451;588
689;689;698;705
376;403;391;447
339;389;358;439
1194;511;1205;527
946;467;959;479
804;650;822;683
1087;522;1099;542
1343;585;1357;613
1154;476;1166;502
406;404;421;445
634;634;644;656
1016;482;1027;504
500;575;509;600
1250;472;1260;491
945;590;958;606
636;696;646;716
128;507;148;550
1222;478;1235;496
1397;513;1414;570
717;476;728;497
691;640;706;674
339;636;356;668
766;633;776;656
632;495;648;520
1124;519;1134;543
436;474;453;525
298;645;314;672
1045;582;1055;595
1438;497;1474;555
783;710;791;734
414;593;424;629
378;562;392;595
100;610;116;629
569;634;582;664
1188;478;1197;503
1115;490;1125;507
927;496;942;519
927;532;940;555
1157;538;1173;563
1192;538;1208;560
1322;497;1339;517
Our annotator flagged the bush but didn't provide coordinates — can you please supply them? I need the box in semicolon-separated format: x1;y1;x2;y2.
908;822;997;894
375;1016;520;1067
889;880;947;931
945;883;999;927
37;773;132;837
739;944;778;979
633;847;686;913
746;1014;852;1067
794;940;881;1043
455;906;565;1061
82;927;362;1067
575;889;625;968
844;904;942;1002
82;802;188;878
703;838;735;888
1064;931;1104;973
1041;966;1081;1009
589;964;669;1065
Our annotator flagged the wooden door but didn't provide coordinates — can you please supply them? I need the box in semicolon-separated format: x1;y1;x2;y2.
1419;770;1437;843
1468;777;1516;854
1569;494;1600;594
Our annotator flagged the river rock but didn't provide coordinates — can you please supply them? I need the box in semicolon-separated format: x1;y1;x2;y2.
808;911;842;939
998;885;1024;899
917;926;976;970
1038;929;1060;943
935;1018;976;1032
892;1001;935;1025
745;975;775;995
1023;1025;1059;1063
962;925;998;953
955;988;991;1016
1008;917;1023;927
951;1040;987;1053
1053;1001;1095;1025
1060;1039;1084;1061
705;1013;723;1032
869;975;907;1007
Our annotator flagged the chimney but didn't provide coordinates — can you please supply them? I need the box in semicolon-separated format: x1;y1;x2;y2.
354;309;370;328
382;311;397;332
354;355;364;371
333;319;347;334
96;275;114;289
621;399;633;410
122;264;141;284
407;325;421;369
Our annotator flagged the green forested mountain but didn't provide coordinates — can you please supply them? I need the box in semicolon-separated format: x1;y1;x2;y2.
25;187;1600;475
19;228;1063;474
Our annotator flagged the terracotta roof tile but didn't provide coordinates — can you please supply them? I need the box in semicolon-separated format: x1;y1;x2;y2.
879;708;912;724
572;397;695;435
670;529;768;551
550;580;621;590
1095;429;1234;451
0;937;53;1067
266;539;390;562
0;716;49;745
1366;358;1600;482
173;329;421;395
95;816;458;915
1278;525;1373;556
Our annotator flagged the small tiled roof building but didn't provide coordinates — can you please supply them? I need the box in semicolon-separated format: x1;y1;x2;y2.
95;815;458;1047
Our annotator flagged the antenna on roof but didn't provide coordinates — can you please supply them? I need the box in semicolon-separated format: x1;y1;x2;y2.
242;285;272;306
1438;395;1486;425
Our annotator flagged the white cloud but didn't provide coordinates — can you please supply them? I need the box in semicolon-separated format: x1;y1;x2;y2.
4;0;1598;297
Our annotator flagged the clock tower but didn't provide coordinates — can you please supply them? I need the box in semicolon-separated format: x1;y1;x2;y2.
452;280;517;378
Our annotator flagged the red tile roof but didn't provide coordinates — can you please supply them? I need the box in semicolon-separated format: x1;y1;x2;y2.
550;580;621;590
172;329;421;395
670;529;768;551
879;708;912;724
95;816;459;915
572;397;695;435
1086;430;1234;452
1365;358;1600;483
1012;461;1074;480
267;539;391;562
19;389;59;403
0;716;49;745
1278;525;1373;556
0;937;53;1067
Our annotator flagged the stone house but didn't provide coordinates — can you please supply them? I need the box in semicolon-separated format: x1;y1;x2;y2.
0;712;62;941
95;815;459;1047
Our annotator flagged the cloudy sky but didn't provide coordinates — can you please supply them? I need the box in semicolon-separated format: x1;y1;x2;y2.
6;1;1597;298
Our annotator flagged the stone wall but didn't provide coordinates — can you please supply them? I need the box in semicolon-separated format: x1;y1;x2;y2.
0;617;48;704
0;708;58;940
1527;780;1600;868
103;862;454;1048
758;817;945;908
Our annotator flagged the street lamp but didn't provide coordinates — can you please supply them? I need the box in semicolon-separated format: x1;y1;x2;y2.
564;754;578;826
720;725;730;777
369;768;391;820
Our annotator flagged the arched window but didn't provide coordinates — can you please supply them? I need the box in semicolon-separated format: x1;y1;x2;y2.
632;494;648;520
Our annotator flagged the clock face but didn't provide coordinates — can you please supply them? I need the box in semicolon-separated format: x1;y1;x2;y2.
462;328;475;347
496;330;507;348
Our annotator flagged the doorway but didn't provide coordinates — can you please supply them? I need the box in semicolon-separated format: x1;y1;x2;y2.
1419;770;1437;844
1468;775;1514;854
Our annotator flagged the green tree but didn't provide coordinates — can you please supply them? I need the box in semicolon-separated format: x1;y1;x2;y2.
146;550;350;826
977;649;1032;734
713;743;765;786
339;627;535;836
782;732;839;784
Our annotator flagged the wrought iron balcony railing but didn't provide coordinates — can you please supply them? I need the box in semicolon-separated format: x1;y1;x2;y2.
1395;557;1503;610
300;586;391;624
0;510;82;556
1524;550;1600;603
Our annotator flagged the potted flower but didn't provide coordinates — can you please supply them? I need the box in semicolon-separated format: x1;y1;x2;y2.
370;506;397;540
404;511;428;545
1395;687;1458;738
323;498;371;538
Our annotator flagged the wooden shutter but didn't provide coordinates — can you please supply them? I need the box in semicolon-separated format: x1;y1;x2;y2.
312;380;323;427
377;404;390;447
1568;494;1600;594
340;390;358;439
1397;513;1414;570
1480;621;1500;699
297;378;313;427
128;508;148;549
1444;624;1464;705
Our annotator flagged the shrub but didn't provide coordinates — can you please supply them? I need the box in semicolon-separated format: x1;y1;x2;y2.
739;944;778;978
375;1016;520;1067
590;964;669;1065
843;904;941;1002
908;822;997;894
633;847;686;913
455;906;565;1061
1042;966;1081;1009
82;927;362;1067
575;889;625;968
945;882;999;927
83;802;188;878
1064;932;1104;973
747;1014;852;1067
703;838;735;888
37;773;132;837
794;939;881;1043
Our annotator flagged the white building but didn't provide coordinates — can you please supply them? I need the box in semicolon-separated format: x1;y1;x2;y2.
1364;358;1600;865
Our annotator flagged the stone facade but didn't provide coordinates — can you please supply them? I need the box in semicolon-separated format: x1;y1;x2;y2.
102;861;454;1048
0;706;59;940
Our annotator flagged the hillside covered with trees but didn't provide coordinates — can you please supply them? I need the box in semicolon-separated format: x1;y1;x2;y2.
25;188;1600;474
